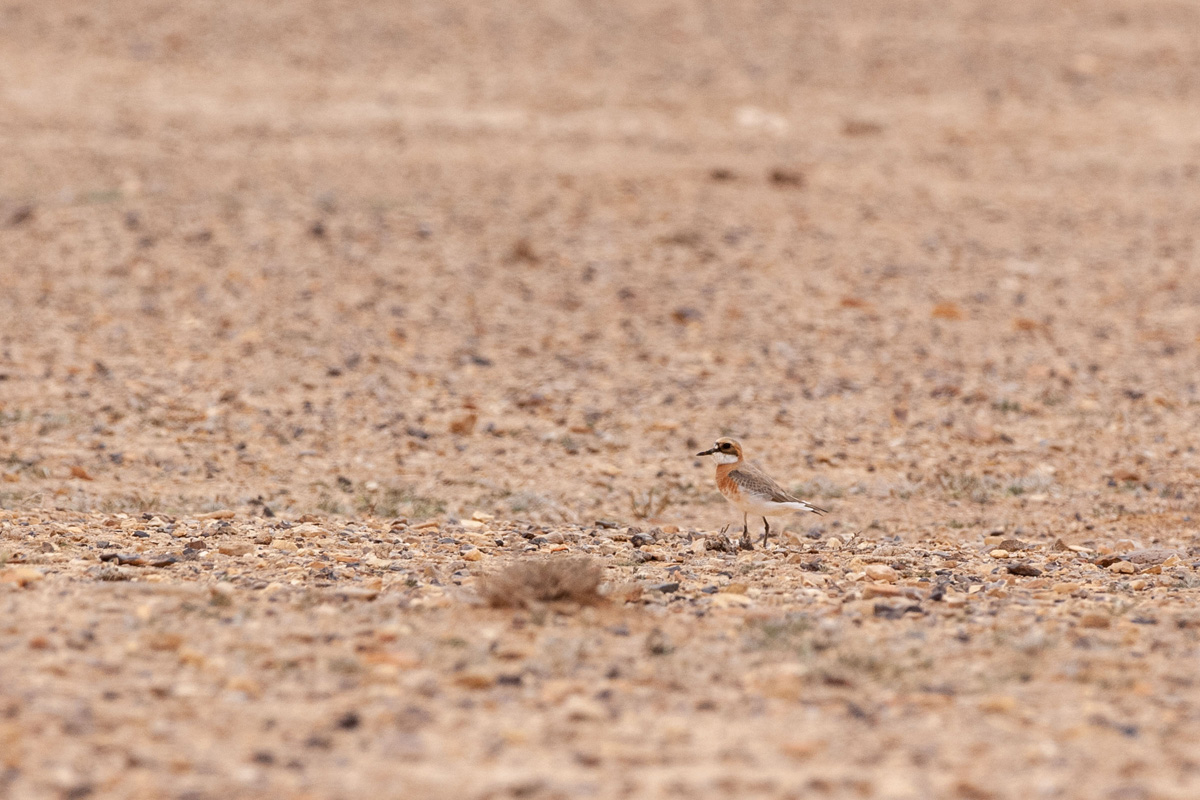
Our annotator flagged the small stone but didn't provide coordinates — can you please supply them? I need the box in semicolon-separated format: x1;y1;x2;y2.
862;583;904;599
198;510;236;520
748;662;809;700
271;540;299;552
1109;561;1136;574
453;671;493;690
562;695;607;722
1079;613;1111;629
989;549;1010;559
826;537;843;548
710;593;752;609
648;582;679;593
1007;564;1042;577
462;548;484;562
874;603;922;619
1053;582;1080;594
218;542;254;557
1126;548;1180;565
780;740;824;761
0;567;44;587
864;564;898;583
979;695;1016;713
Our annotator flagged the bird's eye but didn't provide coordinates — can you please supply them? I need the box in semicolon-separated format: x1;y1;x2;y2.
719;443;730;451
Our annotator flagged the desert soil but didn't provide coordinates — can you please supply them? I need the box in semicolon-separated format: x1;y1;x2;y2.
3;1;1200;798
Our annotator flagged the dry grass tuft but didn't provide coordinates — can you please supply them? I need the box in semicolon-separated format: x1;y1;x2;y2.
479;557;605;608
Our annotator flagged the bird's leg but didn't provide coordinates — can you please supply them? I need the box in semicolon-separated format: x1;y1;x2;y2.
761;517;770;548
739;513;754;551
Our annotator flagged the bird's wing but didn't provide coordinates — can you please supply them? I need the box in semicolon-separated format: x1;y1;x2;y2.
733;462;827;514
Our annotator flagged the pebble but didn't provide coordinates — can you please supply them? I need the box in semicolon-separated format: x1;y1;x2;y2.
864;564;898;583
1079;613;1111;629
462;548;484;562
219;542;254;557
1053;582;1080;594
1126;548;1179;565
978;695;1016;713
0;567;45;587
1109;561;1136;574
562;695;608;722
989;549;1010;559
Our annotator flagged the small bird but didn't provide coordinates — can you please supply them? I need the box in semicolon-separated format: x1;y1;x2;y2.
696;437;826;550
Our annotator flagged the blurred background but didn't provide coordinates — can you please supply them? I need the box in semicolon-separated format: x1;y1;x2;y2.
2;0;1199;536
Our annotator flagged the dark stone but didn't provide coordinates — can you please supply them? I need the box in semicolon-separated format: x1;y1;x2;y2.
874;603;923;620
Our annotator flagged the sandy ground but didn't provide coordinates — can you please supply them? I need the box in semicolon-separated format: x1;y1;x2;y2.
3;1;1200;798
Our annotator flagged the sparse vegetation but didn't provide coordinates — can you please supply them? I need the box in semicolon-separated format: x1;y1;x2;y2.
629;487;672;520
478;557;604;608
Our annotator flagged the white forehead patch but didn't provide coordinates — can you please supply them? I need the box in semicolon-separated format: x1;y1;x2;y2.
711;451;739;464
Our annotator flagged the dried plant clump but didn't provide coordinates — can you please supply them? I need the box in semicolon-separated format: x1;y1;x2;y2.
629;487;672;520
479;557;604;608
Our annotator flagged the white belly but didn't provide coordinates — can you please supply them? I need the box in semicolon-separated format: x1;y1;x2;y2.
725;491;805;516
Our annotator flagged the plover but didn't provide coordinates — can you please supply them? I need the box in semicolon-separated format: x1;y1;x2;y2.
696;437;826;549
